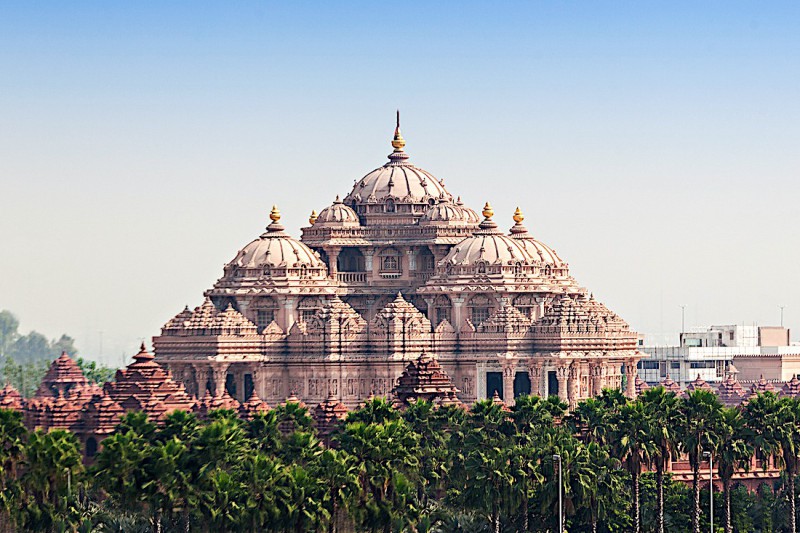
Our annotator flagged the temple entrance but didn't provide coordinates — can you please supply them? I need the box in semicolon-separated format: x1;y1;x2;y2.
225;374;236;397
547;371;558;397
486;372;503;399
514;372;531;398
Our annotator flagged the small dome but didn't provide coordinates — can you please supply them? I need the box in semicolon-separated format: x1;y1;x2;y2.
344;116;452;206
314;196;360;227
508;208;566;267
441;203;536;266
228;206;327;272
420;198;480;227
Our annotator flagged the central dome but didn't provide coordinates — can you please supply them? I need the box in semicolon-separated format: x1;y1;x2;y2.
343;115;453;210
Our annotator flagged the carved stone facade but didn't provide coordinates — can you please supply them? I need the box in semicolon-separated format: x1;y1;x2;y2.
152;117;645;409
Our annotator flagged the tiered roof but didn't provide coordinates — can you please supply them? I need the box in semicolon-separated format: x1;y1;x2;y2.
716;375;746;407
194;390;241;418
313;393;349;442
239;390;270;419
634;376;650;396
0;384;23;410
477;301;531;334
781;375;800;398
659;375;682;394
104;344;194;421
685;374;713;394
163;299;258;336
392;352;461;405
35;351;89;398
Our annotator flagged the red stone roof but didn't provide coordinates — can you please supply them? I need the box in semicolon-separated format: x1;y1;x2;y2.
104;343;194;422
392;352;461;405
716;375;745;407
239;390;270;419
0;384;23;410
685;374;713;395
659;375;682;394
782;375;800;398
313;393;348;441
35;351;89;398
490;390;511;412
634;376;650;396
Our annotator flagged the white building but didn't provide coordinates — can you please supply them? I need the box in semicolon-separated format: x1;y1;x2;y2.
639;325;794;387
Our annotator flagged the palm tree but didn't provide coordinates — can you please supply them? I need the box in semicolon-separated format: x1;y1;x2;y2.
567;397;615;446
313;448;362;533
336;418;420;533
0;407;26;520
611;400;655;533
715;407;753;533
640;386;682;533
143;437;194;533
240;452;290;531
678;389;724;533
345;396;399;425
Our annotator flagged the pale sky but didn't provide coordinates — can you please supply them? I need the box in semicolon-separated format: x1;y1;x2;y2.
1;2;798;365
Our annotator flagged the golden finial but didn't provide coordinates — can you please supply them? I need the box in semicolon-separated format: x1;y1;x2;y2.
309;210;317;225
482;202;494;219
513;207;524;224
269;205;281;222
391;109;406;151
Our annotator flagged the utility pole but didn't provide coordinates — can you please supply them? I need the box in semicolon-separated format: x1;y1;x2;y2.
779;305;786;328
679;305;687;344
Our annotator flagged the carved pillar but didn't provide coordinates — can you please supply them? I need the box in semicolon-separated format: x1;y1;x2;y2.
590;363;602;396
568;361;581;409
500;359;516;406
451;296;465;333
281;296;298;332
210;363;230;397
556;363;569;404
423;296;436;325
363;250;374;280
527;359;543;398
192;364;210;397
251;365;265;399
327;246;341;278
405;249;416;271
625;359;637;399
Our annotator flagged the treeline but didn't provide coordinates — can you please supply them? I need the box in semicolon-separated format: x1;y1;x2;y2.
0;310;115;396
0;389;799;533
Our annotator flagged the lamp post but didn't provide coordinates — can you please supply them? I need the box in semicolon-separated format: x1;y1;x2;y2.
703;451;713;533
553;454;563;533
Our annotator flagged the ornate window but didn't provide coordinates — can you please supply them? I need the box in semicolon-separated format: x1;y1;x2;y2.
468;294;492;326
434;295;451;325
254;298;278;331
379;248;402;273
476;261;487;275
513;294;538;319
298;296;322;324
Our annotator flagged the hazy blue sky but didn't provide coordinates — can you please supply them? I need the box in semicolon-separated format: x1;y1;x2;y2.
1;2;798;365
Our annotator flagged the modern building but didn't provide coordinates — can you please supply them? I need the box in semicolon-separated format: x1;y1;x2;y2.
152;117;645;408
638;324;796;387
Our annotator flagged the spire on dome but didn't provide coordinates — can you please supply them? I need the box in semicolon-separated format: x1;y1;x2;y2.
309;210;317;225
388;110;410;164
509;207;531;237
513;207;524;224
476;201;500;233
264;205;286;234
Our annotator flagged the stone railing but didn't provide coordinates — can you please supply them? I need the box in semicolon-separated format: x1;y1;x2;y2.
336;272;367;284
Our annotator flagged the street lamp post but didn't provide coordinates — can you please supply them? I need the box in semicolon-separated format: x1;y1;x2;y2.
703;451;713;533
553;454;563;533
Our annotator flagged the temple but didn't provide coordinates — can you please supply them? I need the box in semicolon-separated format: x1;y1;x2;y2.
152;116;644;409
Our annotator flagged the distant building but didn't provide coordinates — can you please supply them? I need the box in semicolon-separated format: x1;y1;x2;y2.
639;325;795;387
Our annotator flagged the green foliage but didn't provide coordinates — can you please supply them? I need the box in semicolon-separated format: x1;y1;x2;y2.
75;357;117;384
1;392;798;532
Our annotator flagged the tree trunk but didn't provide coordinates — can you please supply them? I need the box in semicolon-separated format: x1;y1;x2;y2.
724;479;732;533
656;463;665;533
790;471;797;533
692;467;700;533
522;494;529;532
183;507;190;533
632;472;641;533
154;508;162;533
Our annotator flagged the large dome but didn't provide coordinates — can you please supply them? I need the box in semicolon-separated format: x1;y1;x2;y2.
227;206;327;272
344;117;452;207
440;203;536;266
